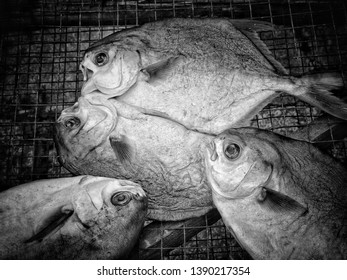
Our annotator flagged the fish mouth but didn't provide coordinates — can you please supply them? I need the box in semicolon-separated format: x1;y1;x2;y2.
85;68;94;81
80;64;94;82
205;140;218;162
81;80;98;97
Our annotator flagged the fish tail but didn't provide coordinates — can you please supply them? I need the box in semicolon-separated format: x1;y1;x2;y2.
292;73;347;120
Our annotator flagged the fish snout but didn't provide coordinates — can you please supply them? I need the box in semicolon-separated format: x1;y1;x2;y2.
80;56;99;95
80;63;94;82
207;140;219;161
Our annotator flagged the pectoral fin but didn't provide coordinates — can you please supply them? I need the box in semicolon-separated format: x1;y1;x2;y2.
142;56;185;85
25;205;74;243
257;187;308;216
110;135;134;164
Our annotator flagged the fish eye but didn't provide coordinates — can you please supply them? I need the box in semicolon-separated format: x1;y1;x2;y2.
224;143;241;160
94;52;108;66
111;192;132;206
64;117;80;129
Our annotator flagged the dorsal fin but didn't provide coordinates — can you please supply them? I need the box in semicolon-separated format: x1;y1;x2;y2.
231;19;289;75
257;187;308;216
25;205;74;243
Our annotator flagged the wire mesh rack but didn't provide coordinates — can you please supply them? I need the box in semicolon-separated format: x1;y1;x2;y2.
0;0;346;260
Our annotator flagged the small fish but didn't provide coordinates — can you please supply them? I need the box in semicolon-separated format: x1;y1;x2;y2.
80;18;347;134
204;127;347;259
0;175;147;259
55;92;214;221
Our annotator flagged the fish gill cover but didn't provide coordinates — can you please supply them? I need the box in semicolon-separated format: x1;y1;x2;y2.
0;0;346;260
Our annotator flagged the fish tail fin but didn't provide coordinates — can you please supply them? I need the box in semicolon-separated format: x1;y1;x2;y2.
292;73;347;120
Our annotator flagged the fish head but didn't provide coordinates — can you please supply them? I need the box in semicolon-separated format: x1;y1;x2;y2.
80;43;142;97
54;92;117;163
73;176;147;259
204;128;274;199
23;176;147;259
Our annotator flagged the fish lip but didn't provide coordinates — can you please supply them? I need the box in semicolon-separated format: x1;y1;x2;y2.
81;79;98;96
205;140;218;161
80;63;88;81
80;60;96;95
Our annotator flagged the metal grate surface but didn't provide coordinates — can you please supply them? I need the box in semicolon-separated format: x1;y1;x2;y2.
0;0;346;260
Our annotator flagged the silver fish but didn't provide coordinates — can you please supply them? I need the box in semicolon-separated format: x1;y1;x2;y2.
0;175;147;259
80;18;347;134
204;127;347;259
54;92;214;221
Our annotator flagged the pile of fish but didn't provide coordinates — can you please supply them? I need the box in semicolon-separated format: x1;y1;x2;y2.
54;18;347;259
55;92;214;221
0;176;147;259
2;18;347;259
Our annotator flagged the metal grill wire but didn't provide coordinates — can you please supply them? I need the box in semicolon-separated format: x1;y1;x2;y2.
0;0;346;260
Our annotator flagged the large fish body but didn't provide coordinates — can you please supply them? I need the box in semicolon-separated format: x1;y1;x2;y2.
54;93;214;221
0;175;147;259
204;127;347;259
80;18;347;134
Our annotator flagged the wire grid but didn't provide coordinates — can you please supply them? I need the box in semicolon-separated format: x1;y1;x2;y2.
0;0;346;260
